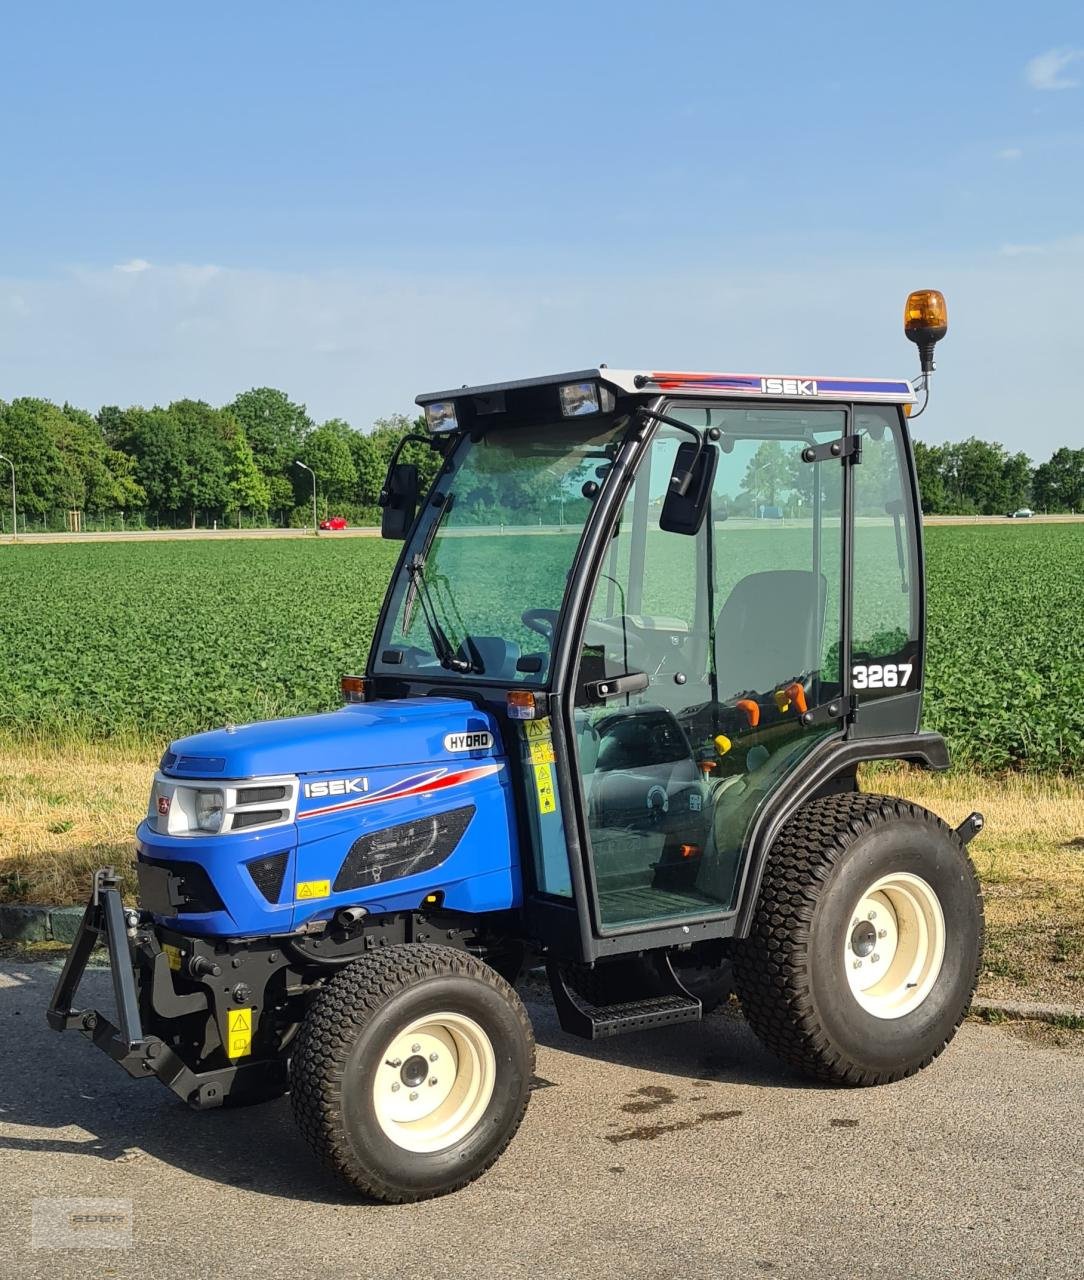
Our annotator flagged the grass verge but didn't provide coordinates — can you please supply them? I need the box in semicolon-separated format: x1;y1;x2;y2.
1;743;1081;1008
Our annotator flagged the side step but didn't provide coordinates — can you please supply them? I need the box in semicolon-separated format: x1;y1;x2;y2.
546;959;702;1040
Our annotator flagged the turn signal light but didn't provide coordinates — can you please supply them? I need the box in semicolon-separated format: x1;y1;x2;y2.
340;675;367;703
507;690;544;721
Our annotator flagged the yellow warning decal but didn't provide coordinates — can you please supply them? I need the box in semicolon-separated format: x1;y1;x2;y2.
529;738;556;765
162;943;182;972
296;879;331;900
533;763;557;814
524;718;552;741
227;1008;254;1059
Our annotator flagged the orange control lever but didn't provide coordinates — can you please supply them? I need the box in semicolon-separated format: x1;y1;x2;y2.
784;682;808;714
735;698;760;728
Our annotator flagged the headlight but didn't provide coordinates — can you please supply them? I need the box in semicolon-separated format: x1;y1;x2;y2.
195;789;225;833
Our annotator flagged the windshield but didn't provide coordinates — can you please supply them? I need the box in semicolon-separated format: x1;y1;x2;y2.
374;419;626;684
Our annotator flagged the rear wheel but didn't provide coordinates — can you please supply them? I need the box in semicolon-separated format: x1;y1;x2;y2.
732;793;983;1086
290;944;534;1202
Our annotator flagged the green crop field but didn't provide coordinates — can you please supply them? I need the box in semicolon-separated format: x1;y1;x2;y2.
1;523;1082;771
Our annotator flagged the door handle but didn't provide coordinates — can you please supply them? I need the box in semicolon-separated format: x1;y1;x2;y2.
583;671;650;704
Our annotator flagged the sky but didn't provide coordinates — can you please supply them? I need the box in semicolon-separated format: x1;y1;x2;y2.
0;1;1081;459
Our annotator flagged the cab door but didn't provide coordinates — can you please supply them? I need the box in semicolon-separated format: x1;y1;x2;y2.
571;407;847;932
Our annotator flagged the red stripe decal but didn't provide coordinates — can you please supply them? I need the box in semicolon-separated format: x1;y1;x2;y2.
298;762;502;820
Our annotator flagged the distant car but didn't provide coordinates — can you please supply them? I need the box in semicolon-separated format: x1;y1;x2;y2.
1007;508;1034;519
319;515;348;530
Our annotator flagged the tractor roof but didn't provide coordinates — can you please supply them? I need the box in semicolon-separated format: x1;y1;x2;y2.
416;368;917;409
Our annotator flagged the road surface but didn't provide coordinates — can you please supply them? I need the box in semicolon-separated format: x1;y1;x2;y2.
1;962;1080;1279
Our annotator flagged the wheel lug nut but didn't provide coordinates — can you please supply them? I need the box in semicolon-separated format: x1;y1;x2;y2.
852;918;860;929
409;1091;419;1101
391;1083;400;1092
868;911;877;921
871;954;881;963
411;1043;421;1053
878;929;887;938
853;960;862;969
386;1057;401;1069
429;1052;439;1062
429;1076;438;1086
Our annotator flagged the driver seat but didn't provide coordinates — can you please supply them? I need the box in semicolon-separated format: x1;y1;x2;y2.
714;570;827;699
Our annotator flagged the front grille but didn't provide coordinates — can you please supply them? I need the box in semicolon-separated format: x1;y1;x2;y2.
246;851;289;903
237;784;288;805
333;806;475;893
232;809;286;830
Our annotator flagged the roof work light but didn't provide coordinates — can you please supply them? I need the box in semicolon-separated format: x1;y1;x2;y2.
904;290;948;375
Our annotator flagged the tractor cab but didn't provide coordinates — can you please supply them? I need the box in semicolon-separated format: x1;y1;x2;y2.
372;359;937;962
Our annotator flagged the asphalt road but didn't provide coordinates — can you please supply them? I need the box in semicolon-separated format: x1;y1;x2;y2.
1;961;1081;1280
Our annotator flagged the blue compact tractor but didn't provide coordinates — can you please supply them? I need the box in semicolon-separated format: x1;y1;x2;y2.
49;291;984;1202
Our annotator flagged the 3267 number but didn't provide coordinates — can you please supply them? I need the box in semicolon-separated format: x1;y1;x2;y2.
852;662;913;690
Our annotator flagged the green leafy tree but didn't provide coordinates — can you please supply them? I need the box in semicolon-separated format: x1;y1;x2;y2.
1032;448;1084;512
227;388;313;519
299;425;358;513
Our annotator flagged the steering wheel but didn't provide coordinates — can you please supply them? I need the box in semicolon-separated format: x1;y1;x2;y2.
521;608;560;643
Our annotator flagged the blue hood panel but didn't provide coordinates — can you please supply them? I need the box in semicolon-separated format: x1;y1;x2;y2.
163;698;502;780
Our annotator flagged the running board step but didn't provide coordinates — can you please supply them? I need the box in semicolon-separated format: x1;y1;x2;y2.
546;964;702;1040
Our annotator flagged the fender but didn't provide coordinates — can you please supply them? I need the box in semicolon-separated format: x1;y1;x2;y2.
731;730;950;938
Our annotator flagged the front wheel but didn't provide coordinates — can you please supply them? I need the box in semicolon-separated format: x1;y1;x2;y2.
732;793;983;1086
290;944;535;1202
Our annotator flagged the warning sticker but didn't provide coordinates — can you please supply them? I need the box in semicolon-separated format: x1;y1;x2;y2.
227;1008;254;1059
296;879;331;900
524;718;552;741
162;944;182;972
533;763;557;814
529;738;556;765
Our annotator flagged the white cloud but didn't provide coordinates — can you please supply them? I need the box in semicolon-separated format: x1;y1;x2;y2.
1024;48;1084;91
999;234;1084;257
997;147;1023;161
114;258;152;273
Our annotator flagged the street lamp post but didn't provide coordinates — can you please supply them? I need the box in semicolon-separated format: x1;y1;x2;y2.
0;453;15;541
294;460;317;534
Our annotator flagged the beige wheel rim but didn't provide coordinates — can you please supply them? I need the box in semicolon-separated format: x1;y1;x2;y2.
844;872;946;1019
372;1012;495;1153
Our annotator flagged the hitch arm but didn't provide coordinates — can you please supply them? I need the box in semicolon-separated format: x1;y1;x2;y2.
46;868;146;1054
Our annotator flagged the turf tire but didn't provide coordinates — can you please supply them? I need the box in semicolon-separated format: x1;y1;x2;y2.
290;944;535;1202
732;793;983;1086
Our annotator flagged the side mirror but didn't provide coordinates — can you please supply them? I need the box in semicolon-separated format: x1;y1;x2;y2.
659;442;718;535
379;463;419;540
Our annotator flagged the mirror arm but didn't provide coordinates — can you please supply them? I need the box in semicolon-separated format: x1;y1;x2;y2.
634;407;719;495
378;433;440;507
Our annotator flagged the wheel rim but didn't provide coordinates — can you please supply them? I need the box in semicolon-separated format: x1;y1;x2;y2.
371;1012;496;1153
843;872;946;1020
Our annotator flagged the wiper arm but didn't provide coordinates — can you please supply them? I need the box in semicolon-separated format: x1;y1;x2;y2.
403;493;454;630
406;555;474;673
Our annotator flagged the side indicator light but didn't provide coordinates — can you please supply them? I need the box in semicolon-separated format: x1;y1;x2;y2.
507;690;543;720
340;675;367;703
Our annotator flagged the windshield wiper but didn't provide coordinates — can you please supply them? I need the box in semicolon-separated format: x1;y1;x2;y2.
406;555;474;673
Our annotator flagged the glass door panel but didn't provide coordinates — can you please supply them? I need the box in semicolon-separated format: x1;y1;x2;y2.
573;409;846;930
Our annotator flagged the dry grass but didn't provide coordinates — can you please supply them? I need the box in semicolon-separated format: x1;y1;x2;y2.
866;766;1084;1008
1;744;1081;1008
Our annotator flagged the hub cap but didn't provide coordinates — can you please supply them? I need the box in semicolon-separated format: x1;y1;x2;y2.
372;1012;495;1153
844;872;946;1019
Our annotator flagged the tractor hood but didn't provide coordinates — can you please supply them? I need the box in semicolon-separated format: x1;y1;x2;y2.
161;699;504;780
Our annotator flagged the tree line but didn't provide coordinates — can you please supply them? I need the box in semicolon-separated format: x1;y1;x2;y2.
0;388;1080;531
0;388;441;532
912;438;1083;515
